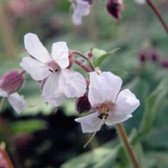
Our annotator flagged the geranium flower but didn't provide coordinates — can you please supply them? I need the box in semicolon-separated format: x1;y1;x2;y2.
71;0;91;25
20;33;86;106
75;71;140;133
0;70;26;113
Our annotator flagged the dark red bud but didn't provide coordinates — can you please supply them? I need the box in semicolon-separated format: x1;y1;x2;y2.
76;95;91;113
0;70;24;94
106;0;123;21
138;52;148;63
160;59;168;68
150;50;159;62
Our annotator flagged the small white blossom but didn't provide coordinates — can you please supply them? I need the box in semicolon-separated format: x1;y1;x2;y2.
134;0;146;5
20;33;86;106
71;0;91;25
75;71;140;133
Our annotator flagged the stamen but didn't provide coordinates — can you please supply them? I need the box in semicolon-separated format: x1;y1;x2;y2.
83;116;105;148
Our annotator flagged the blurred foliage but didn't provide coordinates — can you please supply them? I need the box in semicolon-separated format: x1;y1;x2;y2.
0;0;168;168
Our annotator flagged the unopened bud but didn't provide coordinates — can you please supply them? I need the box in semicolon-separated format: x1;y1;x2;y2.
138;51;148;63
76;95;91;113
106;0;124;21
160;59;168;69
0;70;24;95
150;50;159;62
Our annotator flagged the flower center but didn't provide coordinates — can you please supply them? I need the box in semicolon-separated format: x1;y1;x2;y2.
98;102;115;119
47;60;60;73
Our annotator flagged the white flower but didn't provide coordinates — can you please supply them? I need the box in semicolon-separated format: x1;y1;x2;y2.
71;0;91;25
75;71;140;133
20;33;86;106
134;0;146;5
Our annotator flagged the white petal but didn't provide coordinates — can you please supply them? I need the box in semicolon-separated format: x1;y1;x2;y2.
60;69;86;98
42;73;66;106
24;33;51;63
115;89;140;116
75;112;103;133
8;93;27;113
105;113;132;126
20;57;51;81
51;42;69;69
88;71;122;107
72;0;90;25
0;89;8;97
134;0;146;5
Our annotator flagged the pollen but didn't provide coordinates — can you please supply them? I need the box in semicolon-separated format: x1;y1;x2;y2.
98;102;115;119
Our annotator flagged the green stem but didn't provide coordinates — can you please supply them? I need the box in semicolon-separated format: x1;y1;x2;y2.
116;123;141;168
146;0;168;34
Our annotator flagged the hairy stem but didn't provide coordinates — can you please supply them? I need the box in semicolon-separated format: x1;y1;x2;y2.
116;123;141;168
71;50;95;71
146;0;168;34
74;60;93;72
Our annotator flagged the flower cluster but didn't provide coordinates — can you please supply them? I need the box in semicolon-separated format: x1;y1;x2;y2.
18;33;140;133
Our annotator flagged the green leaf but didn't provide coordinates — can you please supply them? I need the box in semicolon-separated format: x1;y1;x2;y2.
138;78;168;138
9;119;47;134
92;48;120;67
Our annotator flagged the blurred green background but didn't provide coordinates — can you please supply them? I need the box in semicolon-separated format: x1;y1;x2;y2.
0;0;168;168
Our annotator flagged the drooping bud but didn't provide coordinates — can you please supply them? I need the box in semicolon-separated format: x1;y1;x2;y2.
106;0;124;21
0;70;24;95
150;50;159;62
76;94;91;113
160;59;168;69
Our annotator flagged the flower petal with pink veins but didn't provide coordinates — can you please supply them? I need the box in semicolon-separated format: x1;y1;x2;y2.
88;71;122;107
75;112;103;133
8;92;27;113
115;89;140;116
60;69;86;98
51;42;69;69
20;57;51;81
42;73;66;106
24;33;51;63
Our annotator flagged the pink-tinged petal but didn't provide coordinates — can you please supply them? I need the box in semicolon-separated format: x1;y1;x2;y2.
20;57;51;81
0;89;8;97
51;42;69;69
8;93;27;113
42;73;66;106
24;33;51;63
88;71;122;107
105;113;132;126
60;69;86;98
72;0;90;25
75;112;103;133
115;89;140;115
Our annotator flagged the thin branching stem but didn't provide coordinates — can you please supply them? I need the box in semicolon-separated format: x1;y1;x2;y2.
116;123;141;168
146;0;168;34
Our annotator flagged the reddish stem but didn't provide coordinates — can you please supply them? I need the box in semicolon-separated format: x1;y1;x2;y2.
74;60;92;72
146;0;168;34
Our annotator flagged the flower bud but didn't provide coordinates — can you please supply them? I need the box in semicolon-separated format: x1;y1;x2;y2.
160;59;168;69
76;95;91;113
0;70;24;95
106;0;124;21
138;51;148;63
150;50;159;62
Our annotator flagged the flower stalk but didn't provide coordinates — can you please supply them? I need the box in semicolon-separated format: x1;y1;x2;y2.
146;0;168;34
116;123;141;168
